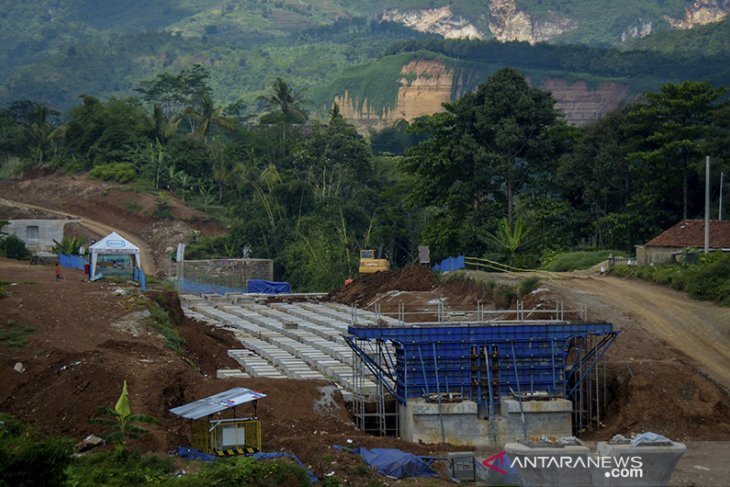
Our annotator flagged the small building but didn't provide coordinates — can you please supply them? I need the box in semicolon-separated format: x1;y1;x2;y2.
636;219;730;265
169;387;266;456
3;218;77;253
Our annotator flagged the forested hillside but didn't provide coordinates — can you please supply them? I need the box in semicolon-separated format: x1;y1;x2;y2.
2;66;728;291
1;1;729;114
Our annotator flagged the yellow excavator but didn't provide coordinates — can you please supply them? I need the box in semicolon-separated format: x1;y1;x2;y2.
358;249;390;274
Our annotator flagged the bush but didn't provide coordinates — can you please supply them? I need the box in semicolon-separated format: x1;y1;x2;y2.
0;234;31;260
542;249;627;272
609;253;730;306
192;456;312;487
0;413;75;487
517;276;541;297
66;451;176;487
89;162;137;183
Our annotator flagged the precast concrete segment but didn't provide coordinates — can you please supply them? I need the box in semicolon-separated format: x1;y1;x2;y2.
184;301;376;391
594;440;686;487
318;302;402;326
228;349;285;378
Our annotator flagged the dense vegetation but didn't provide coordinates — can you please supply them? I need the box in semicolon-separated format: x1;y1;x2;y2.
1;63;728;293
610;253;730;306
2;0;730;114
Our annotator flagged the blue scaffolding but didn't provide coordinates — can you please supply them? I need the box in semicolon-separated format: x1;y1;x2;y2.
346;322;619;435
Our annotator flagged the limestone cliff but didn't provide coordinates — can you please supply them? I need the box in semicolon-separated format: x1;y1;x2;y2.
665;0;729;29
334;59;629;129
334;59;455;129
540;79;629;126
488;0;576;45
378;6;484;40
620;19;654;42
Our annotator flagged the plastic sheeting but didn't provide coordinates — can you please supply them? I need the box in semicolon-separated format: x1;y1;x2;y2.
337;446;438;479
246;279;292;294
58;254;88;271
432;255;465;272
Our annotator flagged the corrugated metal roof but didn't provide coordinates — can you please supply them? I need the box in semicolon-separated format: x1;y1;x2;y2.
646;219;730;248
169;387;266;420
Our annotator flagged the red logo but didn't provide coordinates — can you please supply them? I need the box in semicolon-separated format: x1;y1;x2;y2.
482;451;508;475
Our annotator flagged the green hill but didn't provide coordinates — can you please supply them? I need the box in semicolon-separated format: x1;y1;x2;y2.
1;1;729;115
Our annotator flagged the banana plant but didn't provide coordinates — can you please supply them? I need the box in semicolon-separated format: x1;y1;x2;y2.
90;381;157;455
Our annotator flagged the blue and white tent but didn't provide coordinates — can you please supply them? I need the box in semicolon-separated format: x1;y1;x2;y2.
88;232;141;281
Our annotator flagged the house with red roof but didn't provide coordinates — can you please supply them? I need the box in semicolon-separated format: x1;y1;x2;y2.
636;219;730;265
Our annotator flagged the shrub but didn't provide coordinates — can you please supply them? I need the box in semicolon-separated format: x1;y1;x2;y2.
89;162;137;183
0;413;75;487
517;276;541;297
542;249;627;272
66;451;175;487
0;234;31;260
195;456;312;486
609;253;730;306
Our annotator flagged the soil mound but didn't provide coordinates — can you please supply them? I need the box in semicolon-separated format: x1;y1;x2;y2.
329;265;437;306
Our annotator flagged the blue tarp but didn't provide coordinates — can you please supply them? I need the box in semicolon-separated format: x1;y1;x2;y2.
432;255;465;272
178;278;247;295
247;279;292;294
133;267;146;292
58;254;88;271
336;446;438;479
174;447;318;483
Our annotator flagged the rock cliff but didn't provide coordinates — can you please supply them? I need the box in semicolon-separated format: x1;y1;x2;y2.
334;59;629;129
378;6;484;40
488;0;576;45
665;0;728;29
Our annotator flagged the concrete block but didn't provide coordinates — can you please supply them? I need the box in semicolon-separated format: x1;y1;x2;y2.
504;442;593;487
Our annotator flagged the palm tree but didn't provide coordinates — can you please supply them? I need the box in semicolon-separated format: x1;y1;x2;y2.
186;94;234;141
267;77;307;123
22;105;58;165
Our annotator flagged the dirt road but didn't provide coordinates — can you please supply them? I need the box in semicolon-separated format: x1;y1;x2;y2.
543;272;730;391
0;197;156;274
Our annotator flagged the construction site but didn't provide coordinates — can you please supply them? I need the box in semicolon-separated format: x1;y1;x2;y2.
1;176;730;485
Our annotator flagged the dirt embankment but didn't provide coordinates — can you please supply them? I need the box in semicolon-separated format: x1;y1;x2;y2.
0;259;451;483
0;172;224;276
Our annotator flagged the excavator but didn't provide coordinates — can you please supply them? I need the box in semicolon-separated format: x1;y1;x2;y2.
358;249;390;274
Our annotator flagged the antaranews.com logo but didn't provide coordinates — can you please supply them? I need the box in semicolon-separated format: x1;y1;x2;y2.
483;450;644;479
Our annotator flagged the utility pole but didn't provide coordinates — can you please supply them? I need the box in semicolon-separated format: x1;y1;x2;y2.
704;156;710;254
720;172;725;221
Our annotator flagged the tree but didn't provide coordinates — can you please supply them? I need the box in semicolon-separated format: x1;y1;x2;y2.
627;81;727;219
448;67;562;229
402;68;563;257
186;93;234;141
260;78;307;158
264;77;307;124
20;104;60;165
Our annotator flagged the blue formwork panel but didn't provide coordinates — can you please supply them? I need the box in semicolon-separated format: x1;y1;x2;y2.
348;323;616;404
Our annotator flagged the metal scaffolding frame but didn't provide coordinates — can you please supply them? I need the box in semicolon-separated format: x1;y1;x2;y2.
350;338;398;436
346;319;619;437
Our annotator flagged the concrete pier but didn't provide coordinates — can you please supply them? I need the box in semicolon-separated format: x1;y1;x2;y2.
398;398;572;447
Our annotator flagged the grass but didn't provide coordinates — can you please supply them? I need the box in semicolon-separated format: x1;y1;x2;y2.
0;319;35;348
124;201;143;212
148;303;184;353
542;249;627;272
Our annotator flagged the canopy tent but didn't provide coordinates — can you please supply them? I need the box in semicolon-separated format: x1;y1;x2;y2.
89;232;141;281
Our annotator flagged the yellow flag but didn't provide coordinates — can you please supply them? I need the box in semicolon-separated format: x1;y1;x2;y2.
115;380;132;419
